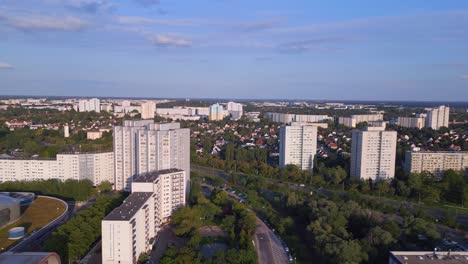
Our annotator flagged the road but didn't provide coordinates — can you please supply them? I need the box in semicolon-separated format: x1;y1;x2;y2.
254;217;289;264
200;182;290;264
192;164;468;225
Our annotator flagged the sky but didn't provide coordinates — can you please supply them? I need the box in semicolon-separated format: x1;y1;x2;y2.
0;0;467;101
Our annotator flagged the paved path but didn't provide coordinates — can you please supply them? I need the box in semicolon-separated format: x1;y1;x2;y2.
200;182;290;264
254;217;289;264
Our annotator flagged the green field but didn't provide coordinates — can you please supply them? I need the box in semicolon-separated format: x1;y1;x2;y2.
0;196;66;251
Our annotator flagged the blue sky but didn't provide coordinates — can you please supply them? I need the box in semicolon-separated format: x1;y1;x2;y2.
0;0;467;100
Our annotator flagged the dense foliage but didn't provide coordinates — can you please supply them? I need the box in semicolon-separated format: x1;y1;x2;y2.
199;170;445;264
43;194;125;263
160;181;257;264
0;179;95;201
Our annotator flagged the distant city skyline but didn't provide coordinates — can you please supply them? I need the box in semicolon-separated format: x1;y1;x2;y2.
1;0;468;100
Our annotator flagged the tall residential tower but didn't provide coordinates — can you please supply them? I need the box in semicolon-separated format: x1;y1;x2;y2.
350;126;397;181
425;105;449;130
279;123;317;171
113;121;190;193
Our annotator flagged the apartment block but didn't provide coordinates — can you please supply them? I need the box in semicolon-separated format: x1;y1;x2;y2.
209;103;226;121
280;123;317;171
113;121;190;193
405;150;468;176
0;152;114;185
338;114;384;128
389;251;468;264
102;169;186;264
397;117;425;129
140;101;156;120
426;105;450;130
77;98;100;113
227;102;243;120
266;112;331;124
350;126;397;181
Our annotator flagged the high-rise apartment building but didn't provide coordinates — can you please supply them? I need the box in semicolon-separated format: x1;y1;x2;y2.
279;123;317;170
227;102;243;120
77;98;100;112
397;117;425;129
113;121;190;193
209;103;225;121
140;101;156;120
425;105;450;130
405;150;468;176
350;126;397;181
102;169;186;264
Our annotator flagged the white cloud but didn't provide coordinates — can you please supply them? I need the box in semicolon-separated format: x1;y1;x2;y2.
64;0;113;13
115;16;193;26
152;34;191;47
0;13;88;32
235;19;284;32
0;62;13;69
133;0;160;6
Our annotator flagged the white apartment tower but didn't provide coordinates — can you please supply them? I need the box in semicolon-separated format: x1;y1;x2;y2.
350;126;397;181
425;105;450;130
280;123;317;170
64;124;70;138
102;169;186;264
140;101;156;120
78;98;100;112
227;102;243;120
397;117;425;129
209;103;225;121
113;121;190;193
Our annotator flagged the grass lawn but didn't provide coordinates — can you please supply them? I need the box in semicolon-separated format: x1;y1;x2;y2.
0;196;66;252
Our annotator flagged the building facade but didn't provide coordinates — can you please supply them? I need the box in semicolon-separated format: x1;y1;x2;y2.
209;103;225;121
0;152;114;185
113;121;190;193
425;105;450;130
77;98;100;113
266;112;331;124
140;101;156;120
397;117;425;129
280;123;317;171
350;126;397;181
405;150;468;176
338;114;384;128
102;169;186;264
389;251;468;264
227;102;243;120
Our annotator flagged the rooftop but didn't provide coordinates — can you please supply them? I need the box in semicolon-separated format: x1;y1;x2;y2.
103;192;152;221
390;251;468;264
0;252;61;264
133;169;184;183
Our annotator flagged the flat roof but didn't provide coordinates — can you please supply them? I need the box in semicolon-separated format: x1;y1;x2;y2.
133;169;184;183
0;252;61;264
390;251;468;264
103;192;152;221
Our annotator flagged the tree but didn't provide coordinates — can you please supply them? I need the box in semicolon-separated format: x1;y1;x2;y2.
172;207;202;236
97;181;113;193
